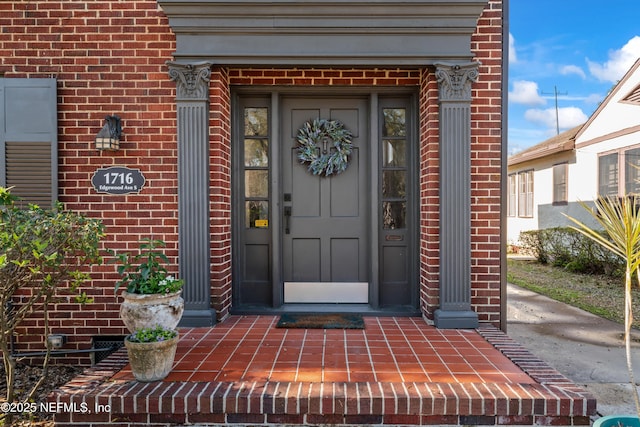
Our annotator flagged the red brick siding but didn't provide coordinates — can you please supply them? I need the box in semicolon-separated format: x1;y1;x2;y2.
210;67;233;319
470;0;504;324
228;68;422;86
418;69;441;320
0;0;180;363
0;0;504;364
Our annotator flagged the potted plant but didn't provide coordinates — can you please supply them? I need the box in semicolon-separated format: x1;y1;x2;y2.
124;325;179;382
567;195;640;427
111;238;184;333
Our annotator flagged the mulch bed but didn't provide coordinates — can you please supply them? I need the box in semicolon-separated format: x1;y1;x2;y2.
0;362;83;426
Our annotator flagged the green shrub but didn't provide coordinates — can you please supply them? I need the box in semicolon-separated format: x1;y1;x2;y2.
0;187;104;416
519;229;546;262
519;227;624;277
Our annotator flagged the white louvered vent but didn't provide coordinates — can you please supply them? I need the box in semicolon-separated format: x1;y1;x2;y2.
623;84;640;104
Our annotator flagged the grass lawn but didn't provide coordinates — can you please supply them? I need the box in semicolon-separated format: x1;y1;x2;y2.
507;258;640;329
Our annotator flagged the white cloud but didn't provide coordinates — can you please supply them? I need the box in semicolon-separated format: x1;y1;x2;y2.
509;33;517;64
524;106;588;132
560;64;586;79
587;36;640;83
584;93;604;105
508;144;526;156
509;80;545;106
507;126;550;154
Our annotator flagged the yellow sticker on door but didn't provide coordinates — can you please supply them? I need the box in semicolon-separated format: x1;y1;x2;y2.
255;219;268;228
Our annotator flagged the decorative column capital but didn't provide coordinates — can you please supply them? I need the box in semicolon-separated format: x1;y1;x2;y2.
435;62;480;102
167;61;212;101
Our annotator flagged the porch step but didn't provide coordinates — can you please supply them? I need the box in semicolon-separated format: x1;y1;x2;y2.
49;319;596;426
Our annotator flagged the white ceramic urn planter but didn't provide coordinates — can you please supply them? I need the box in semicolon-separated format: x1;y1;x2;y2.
120;290;184;333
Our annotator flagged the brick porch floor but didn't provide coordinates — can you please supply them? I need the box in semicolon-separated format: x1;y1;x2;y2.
51;315;595;426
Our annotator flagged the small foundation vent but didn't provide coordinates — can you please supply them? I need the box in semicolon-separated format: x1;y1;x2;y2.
92;336;125;364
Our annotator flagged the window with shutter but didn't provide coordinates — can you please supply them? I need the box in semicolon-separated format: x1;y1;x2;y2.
0;78;57;208
517;170;533;218
552;163;567;205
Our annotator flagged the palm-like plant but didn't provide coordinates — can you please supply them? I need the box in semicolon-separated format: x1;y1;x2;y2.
566;195;640;418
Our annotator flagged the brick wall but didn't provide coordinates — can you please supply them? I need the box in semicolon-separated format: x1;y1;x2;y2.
0;0;180;364
418;69;442;320
228;69;423;86
0;0;504;364
414;0;504;324
469;0;504;324
209;67;232;320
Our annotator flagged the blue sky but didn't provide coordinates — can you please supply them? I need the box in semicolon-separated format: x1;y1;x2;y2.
508;1;640;154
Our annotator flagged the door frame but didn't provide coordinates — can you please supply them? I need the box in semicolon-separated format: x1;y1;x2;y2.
231;87;419;313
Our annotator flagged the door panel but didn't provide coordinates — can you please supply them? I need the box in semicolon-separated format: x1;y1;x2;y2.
331;238;360;281
282;97;369;303
292;238;321;281
291;150;321;217
330;150;360;217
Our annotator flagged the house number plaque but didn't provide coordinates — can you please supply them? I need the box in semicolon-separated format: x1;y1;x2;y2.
91;166;146;195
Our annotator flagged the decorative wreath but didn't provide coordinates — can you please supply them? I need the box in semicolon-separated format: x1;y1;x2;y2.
296;118;353;176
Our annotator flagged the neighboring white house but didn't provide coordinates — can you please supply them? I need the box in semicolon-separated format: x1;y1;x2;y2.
507;57;640;245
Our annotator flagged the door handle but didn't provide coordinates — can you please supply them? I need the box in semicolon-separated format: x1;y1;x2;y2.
284;206;292;234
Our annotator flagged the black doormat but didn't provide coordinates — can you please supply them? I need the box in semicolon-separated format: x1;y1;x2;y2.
276;313;365;329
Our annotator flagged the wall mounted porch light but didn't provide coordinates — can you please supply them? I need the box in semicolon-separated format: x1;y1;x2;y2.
95;115;123;150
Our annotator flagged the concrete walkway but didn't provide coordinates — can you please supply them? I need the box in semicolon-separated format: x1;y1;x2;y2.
507;283;640;417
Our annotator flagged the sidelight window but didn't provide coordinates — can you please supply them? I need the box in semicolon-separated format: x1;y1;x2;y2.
243;107;270;228
381;108;407;229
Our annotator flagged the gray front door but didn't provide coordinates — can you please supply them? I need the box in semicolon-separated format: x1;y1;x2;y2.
281;97;369;303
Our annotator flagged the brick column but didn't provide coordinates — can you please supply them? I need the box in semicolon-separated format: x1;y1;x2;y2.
168;61;216;326
434;62;480;329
